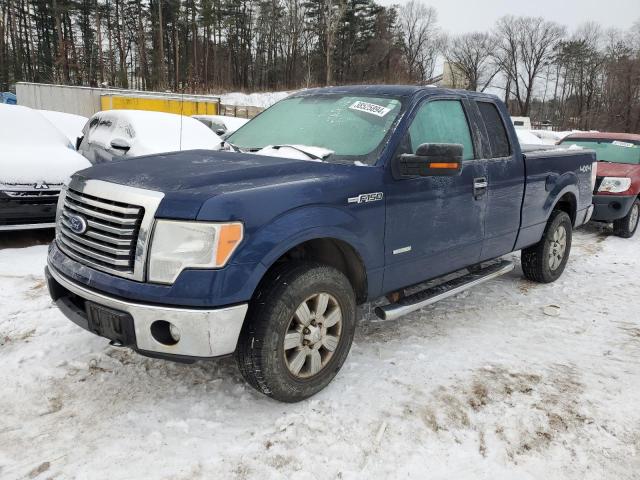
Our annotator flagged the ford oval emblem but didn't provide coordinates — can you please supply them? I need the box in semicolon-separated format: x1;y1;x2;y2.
68;214;88;234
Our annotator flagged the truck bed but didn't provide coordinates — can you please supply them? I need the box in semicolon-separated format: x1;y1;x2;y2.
516;148;596;250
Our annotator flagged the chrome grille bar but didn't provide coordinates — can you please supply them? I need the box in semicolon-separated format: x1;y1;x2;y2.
60;225;133;256
65;189;141;215
58;234;132;266
64;198;140;225
4;190;60;198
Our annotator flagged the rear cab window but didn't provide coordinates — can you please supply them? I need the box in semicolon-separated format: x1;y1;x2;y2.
477;101;511;158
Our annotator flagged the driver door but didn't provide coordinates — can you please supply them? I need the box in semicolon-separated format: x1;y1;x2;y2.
383;98;487;292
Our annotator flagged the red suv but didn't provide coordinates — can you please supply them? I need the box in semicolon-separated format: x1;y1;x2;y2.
559;133;640;238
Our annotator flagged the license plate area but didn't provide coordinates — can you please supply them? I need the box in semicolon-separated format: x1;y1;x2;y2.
85;302;136;346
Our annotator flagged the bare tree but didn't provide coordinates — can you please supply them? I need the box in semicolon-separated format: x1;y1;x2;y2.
444;32;499;91
398;0;440;83
324;0;347;85
494;15;565;116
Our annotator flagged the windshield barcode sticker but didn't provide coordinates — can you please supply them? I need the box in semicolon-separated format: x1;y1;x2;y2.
349;101;391;117
612;140;635;148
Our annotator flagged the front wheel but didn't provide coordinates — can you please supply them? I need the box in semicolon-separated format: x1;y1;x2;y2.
521;210;573;283
613;199;640;238
235;262;356;402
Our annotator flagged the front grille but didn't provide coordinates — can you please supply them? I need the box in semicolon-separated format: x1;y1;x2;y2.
3;189;60;205
594;176;604;194
57;188;145;275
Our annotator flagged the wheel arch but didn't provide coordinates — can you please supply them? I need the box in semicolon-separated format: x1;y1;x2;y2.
552;191;578;226
258;236;369;304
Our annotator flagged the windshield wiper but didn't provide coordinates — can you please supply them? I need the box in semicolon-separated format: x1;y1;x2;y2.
221;140;241;152
270;144;330;161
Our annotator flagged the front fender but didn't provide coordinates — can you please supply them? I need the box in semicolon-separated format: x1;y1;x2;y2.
235;204;382;268
231;203;385;300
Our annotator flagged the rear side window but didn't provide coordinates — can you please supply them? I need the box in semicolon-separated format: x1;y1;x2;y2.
408;100;475;161
477;102;511;158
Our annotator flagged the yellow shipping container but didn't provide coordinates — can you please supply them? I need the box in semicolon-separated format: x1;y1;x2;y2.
100;94;219;116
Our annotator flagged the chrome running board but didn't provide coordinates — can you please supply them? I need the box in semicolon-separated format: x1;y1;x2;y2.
375;259;515;321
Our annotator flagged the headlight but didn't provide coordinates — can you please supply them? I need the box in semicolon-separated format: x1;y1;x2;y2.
148;220;243;284
598;177;631;193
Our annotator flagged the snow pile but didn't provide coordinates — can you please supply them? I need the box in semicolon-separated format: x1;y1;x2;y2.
1;104;72;148
516;130;546;146
530;130;599;145
0;104;91;184
254;144;334;161
38;110;88;146
1;227;639;478
219;90;294;108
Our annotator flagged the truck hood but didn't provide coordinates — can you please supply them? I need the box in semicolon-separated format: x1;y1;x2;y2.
596;161;640;178
73;149;376;220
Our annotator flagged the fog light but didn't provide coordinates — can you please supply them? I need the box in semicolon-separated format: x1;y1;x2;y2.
169;323;181;342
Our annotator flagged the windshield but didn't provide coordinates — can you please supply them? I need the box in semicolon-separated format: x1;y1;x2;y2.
559;138;640;165
227;94;404;164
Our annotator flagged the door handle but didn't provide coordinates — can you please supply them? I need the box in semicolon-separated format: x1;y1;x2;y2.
473;177;488;199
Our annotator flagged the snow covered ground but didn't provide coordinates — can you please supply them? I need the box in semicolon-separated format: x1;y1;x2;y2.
1;226;639;479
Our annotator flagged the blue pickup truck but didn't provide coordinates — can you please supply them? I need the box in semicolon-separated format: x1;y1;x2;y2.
45;86;595;402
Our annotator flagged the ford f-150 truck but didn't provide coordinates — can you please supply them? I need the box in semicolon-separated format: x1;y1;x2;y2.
45;86;596;402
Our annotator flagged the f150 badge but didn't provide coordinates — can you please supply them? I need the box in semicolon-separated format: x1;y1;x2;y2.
348;192;384;204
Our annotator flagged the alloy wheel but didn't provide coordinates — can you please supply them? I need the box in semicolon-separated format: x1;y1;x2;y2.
283;293;343;379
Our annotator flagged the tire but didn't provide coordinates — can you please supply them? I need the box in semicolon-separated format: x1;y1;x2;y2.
235;261;356;402
613;199;640;239
521;210;573;283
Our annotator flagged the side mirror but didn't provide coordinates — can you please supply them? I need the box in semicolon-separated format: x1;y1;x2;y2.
393;143;463;179
110;137;131;152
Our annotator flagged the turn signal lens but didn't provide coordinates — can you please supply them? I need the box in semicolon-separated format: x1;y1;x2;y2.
216;223;244;266
429;162;460;169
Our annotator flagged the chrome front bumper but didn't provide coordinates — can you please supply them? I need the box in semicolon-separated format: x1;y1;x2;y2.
46;263;248;359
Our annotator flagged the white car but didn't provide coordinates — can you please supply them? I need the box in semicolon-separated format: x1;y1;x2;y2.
0;104;91;230
192;114;250;136
38;110;88;147
78;110;222;164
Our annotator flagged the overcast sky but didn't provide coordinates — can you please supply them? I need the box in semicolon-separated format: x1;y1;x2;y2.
380;0;639;35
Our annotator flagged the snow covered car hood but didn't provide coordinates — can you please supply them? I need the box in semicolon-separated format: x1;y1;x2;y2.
1;146;91;185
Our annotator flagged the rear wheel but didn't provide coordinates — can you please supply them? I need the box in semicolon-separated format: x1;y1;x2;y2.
235;262;356;402
521;210;573;283
613;199;640;238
